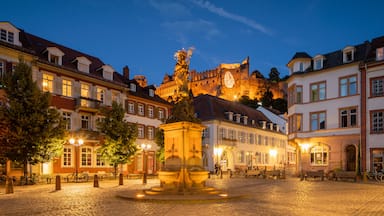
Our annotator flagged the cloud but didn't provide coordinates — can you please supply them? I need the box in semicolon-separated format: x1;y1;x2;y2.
148;0;191;18
190;0;272;35
162;19;220;44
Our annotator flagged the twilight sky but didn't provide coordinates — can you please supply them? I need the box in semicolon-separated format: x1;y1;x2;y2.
3;0;384;85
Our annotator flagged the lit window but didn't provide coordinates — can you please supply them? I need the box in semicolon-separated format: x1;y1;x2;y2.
310;82;326;102
340;107;357;128
371;110;384;133
81;147;92;167
340;75;357;97
237;151;245;163
62;112;72;130
62;79;72;97
377;47;384;61
80;83;90;107
42;73;54;92
311;112;326;130
371;77;384;97
310;145;328;165
97;88;105;104
62;147;72;167
112;92;120;103
96;152;107;167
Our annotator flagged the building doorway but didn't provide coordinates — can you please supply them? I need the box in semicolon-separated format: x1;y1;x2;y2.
346;145;356;171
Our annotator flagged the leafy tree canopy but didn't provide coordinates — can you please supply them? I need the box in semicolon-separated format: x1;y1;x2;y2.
97;101;138;168
0;60;65;176
269;67;280;82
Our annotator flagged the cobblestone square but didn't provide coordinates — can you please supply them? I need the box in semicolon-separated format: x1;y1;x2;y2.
1;177;384;216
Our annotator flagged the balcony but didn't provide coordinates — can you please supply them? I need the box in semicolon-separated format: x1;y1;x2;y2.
76;96;101;113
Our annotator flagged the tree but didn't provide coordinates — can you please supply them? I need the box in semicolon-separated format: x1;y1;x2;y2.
97;101;138;176
269;67;280;82
155;129;165;167
272;98;288;114
0;60;65;179
260;88;274;108
238;95;259;109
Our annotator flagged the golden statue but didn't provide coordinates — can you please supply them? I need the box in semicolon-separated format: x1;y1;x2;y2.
174;48;193;100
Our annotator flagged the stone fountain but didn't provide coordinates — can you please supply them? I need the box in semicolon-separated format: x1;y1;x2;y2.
142;48;218;196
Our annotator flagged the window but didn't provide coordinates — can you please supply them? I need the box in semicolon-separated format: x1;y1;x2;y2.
49;54;59;64
62;147;72;167
81;115;90;129
80;83;90;107
128;102;135;114
112;92;120;103
299;62;304;72
340;107;357;128
62;79;72;97
138;104;144;116
314;59;322;70
237;151;245;163
130;83;136;92
371;110;384;133
289;114;302;133
371;77;384;97
81;147;92;166
148;106;154;118
340;75;357;97
148;127;154;140
0;61;4;79
158;108;164;119
249;133;254;144
42;73;54;92
288;85;302;106
311;112;326;130
202;128;209;138
138;125;144;138
258;135;262;145
377;47;384;61
310;82;326;102
97;88;105;104
149;89;154;97
62;112;72;130
0;29;14;43
96;152;107;167
310;145;328;165
238;131;246;143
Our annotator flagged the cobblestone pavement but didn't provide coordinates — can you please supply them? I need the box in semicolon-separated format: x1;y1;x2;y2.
1;176;384;216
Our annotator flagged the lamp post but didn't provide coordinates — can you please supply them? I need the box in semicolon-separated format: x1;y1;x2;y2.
69;138;84;182
141;143;151;184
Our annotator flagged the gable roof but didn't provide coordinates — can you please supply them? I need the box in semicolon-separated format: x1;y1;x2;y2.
193;94;270;127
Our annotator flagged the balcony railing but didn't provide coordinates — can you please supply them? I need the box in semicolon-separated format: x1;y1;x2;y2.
220;137;237;147
75;96;101;113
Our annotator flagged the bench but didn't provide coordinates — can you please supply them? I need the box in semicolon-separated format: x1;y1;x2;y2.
304;170;324;181
245;169;264;178
334;171;357;182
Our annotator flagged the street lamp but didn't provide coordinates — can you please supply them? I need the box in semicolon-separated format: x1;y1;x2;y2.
69;138;84;182
140;143;151;184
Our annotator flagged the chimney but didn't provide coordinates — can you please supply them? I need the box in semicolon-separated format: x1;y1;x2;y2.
123;66;130;80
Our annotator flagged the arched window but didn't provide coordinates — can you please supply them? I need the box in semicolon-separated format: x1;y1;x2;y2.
310;145;328;165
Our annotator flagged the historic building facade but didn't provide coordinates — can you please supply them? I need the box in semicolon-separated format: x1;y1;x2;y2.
156;57;285;102
0;21;171;178
193;94;289;173
287;35;384;175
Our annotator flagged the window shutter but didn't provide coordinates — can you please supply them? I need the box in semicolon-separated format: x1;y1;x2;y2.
154;107;159;119
134;102;138;115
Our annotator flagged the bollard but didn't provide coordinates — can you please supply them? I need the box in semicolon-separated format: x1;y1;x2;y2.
94;174;99;187
363;170;368;183
55;175;61;191
6;177;14;194
119;173;123;186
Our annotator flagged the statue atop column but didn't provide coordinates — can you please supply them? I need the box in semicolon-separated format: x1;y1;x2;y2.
167;48;200;124
173;48;193;100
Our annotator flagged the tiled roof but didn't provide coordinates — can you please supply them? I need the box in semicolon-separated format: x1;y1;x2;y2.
126;79;171;105
366;36;384;61
193;94;270;127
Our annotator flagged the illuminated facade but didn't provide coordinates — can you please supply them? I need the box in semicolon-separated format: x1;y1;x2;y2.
156;57;285;102
0;22;170;178
287;35;384;174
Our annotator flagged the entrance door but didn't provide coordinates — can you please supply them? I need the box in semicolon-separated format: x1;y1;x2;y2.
346;145;356;171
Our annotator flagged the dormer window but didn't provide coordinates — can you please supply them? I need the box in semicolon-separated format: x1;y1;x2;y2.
235;114;241;123
313;55;324;70
130;83;136;92
299;62;304;72
1;29;13;43
99;65;114;80
74;56;91;73
376;47;384;61
0;22;22;46
243;116;248;125
226;112;233;121
343;46;355;63
46;47;64;65
149;89;154;97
